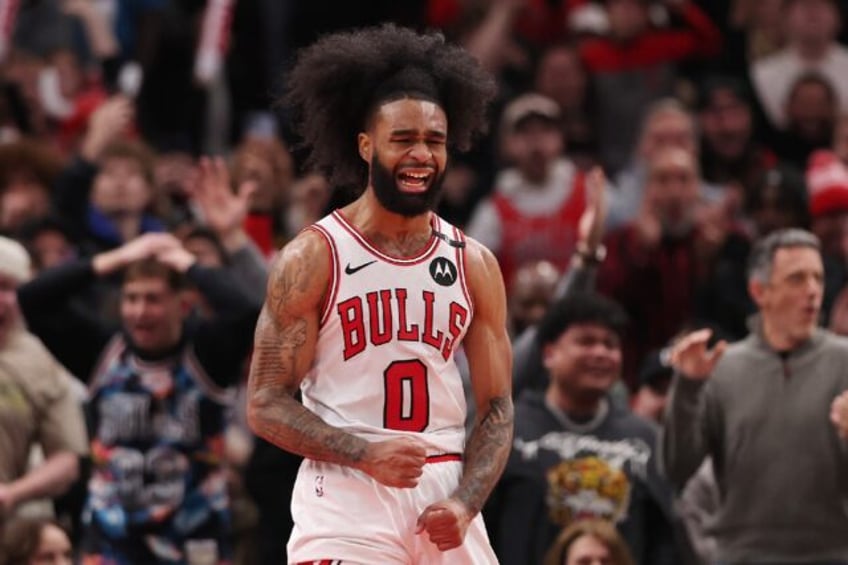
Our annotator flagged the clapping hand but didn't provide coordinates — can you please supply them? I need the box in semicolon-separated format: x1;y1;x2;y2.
81;95;134;162
577;166;608;252
189;157;257;250
669;328;727;380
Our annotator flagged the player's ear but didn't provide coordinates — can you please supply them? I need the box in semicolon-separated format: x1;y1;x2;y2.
358;133;372;163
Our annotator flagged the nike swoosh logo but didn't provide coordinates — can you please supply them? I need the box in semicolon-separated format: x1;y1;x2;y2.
345;260;377;275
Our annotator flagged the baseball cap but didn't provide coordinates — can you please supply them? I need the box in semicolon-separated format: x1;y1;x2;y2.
0;236;32;285
500;93;561;133
806;150;848;217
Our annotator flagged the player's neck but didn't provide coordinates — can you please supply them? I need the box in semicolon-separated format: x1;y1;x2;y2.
344;194;434;258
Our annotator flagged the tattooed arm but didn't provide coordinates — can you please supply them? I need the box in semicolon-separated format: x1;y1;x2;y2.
416;238;514;551
247;230;427;485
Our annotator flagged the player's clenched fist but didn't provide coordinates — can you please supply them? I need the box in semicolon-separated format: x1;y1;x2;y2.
415;497;472;552
357;437;427;488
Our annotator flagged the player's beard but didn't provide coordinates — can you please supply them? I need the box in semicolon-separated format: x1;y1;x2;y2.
370;153;444;218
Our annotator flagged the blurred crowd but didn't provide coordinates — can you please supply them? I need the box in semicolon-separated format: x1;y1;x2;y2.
1;0;848;564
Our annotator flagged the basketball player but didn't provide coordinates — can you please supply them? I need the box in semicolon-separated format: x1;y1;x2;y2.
246;25;514;564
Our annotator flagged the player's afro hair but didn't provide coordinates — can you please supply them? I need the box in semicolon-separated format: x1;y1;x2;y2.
284;24;497;190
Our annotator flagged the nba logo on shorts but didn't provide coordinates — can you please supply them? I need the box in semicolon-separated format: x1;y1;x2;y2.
315;475;324;497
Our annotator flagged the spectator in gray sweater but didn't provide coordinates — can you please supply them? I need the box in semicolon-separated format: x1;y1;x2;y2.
663;228;848;564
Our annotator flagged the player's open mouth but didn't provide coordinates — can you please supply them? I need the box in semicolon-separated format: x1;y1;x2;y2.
396;169;433;193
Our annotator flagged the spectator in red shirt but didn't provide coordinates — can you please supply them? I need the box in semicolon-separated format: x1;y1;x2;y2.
598;147;727;387
466;93;586;290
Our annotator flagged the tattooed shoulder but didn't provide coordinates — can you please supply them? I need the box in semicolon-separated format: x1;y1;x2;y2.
266;229;330;320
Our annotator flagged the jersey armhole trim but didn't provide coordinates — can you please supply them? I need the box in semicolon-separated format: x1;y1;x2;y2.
453;226;474;320
305;225;339;327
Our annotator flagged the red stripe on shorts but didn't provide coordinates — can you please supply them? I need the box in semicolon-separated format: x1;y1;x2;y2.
426;453;462;464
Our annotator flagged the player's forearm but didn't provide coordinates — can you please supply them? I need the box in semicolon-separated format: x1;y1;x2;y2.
452;394;514;516
248;387;369;467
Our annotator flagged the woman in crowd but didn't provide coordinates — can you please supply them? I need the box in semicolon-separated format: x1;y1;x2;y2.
545;519;636;565
0;517;73;565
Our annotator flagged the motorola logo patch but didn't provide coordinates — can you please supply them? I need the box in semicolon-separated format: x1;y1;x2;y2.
429;257;457;286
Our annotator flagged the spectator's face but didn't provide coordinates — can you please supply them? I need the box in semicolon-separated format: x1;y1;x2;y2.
607;0;650;41
565;534;613;565
786;81;836;144
785;0;840;45
50;49;84;100
508;261;560;335
754;0;783;30
535;47;587;112
31;523;73;565
92;156;152;216
238;152;277;213
0;172;50;232
503;118;564;183
700;89;753;161
752;246;823;344
752;185;805;235
30;229;75;272
154;152;197;200
121;277;185;353
288;173;332;232
0;273;19;347
543;323;622;400
638;110;696;161
362;98;448;217
645;149;700;235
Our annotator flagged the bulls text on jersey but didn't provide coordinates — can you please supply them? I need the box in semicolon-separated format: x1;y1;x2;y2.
337;288;469;361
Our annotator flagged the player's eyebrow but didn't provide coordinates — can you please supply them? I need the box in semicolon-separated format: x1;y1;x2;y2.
390;128;447;139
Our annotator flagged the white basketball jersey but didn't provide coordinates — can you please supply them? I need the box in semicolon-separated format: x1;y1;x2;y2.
305;210;473;455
